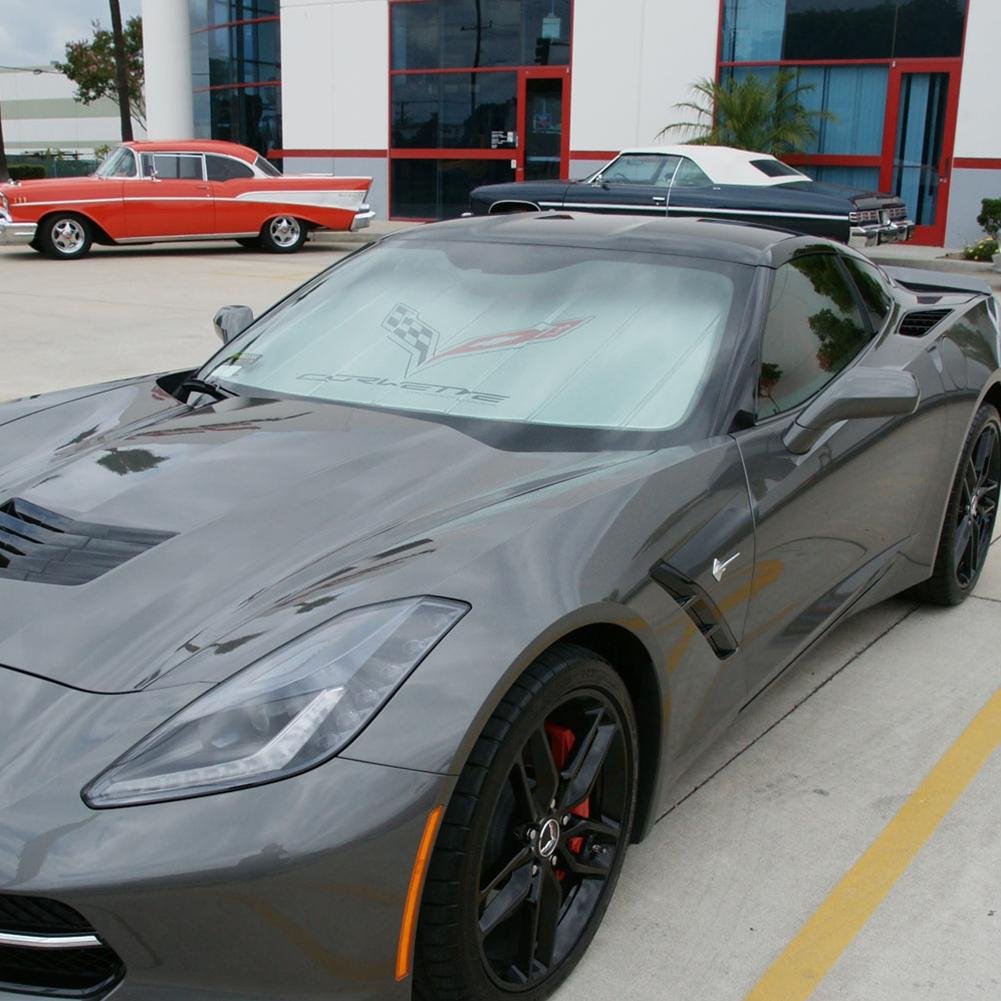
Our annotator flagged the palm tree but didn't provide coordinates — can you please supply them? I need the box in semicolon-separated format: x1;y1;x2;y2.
659;70;833;157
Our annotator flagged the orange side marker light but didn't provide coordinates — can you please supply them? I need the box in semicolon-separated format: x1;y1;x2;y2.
395;805;444;982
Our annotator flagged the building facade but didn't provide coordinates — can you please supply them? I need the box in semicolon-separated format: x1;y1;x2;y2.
145;0;1000;246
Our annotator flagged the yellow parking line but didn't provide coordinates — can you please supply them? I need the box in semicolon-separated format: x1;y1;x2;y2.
745;685;1001;1001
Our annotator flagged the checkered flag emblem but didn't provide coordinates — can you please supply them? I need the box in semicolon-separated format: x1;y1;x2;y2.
383;304;440;372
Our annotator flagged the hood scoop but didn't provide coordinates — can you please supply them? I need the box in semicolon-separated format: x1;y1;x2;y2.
0;497;175;586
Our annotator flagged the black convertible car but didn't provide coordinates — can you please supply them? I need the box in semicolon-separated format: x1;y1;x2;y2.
469;145;914;249
0;215;997;1001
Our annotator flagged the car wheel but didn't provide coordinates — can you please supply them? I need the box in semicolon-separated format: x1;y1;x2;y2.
38;214;92;259
415;644;638;1001
259;216;307;253
917;403;1001;605
235;237;261;250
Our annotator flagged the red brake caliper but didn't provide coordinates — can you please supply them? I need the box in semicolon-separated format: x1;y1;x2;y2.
544;722;590;873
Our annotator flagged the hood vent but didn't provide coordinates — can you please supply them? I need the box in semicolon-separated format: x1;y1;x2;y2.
0;498;175;586
898;309;951;337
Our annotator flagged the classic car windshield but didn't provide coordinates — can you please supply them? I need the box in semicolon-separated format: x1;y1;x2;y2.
95;146;137;178
204;240;746;432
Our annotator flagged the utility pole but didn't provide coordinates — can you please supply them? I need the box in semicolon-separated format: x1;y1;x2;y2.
109;0;134;140
0;103;9;183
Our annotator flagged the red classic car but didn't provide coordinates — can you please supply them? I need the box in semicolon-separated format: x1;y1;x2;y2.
0;140;374;259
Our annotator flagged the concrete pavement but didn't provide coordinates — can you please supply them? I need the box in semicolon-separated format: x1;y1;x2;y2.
2;235;1000;1001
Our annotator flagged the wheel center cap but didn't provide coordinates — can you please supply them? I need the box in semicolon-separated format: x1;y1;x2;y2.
971;495;979;517
537;818;561;859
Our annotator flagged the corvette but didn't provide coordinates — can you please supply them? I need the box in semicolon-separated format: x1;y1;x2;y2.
0;214;998;1001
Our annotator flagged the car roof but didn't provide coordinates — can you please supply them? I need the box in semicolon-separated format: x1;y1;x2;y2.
396;212;829;267
123;140;258;163
610;145;810;186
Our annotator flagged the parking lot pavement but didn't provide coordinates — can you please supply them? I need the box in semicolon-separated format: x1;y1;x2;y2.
0;236;365;401
3;238;1000;1001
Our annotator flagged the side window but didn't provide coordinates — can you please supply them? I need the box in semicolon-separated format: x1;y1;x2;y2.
672;157;713;188
842;256;893;330
206;155;255;182
602;154;679;186
758;255;872;418
141;154;204;180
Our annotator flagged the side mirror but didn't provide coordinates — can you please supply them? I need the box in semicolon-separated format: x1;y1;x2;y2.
783;367;920;454
213;305;254;344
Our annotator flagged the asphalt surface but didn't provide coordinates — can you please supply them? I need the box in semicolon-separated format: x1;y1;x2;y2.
2;233;1000;1000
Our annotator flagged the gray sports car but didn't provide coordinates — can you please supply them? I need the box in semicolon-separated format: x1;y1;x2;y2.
0;214;998;1001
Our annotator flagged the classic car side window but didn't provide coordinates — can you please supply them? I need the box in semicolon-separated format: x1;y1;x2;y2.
842;257;893;330
758;255;871;418
206;155;255;181
672;158;712;188
141;154;205;181
602;154;680;186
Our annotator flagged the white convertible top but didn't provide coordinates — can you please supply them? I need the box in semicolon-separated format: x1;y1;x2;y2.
609;145;810;187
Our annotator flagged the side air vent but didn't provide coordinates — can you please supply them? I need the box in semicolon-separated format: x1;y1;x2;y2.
650;562;738;659
898;309;951;337
0;497;175;586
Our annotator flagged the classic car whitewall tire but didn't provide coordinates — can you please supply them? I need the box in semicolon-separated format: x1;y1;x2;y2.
38;214;93;260
260;216;308;253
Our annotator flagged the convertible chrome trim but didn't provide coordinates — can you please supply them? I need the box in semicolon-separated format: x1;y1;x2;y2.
0;929;103;950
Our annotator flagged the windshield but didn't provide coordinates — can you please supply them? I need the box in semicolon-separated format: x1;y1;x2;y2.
96;146;137;178
204;239;746;433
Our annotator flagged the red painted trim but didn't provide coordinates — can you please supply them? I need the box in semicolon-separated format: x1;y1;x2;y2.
191;15;279;35
570;150;617;161
955;158;1001;170
715;0;726;70
269;149;388;159
193;80;281;93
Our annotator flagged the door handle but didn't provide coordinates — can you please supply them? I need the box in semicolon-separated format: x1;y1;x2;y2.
652;195;667;204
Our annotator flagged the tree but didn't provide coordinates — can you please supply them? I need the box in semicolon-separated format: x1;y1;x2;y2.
55;14;145;134
659;70;833;157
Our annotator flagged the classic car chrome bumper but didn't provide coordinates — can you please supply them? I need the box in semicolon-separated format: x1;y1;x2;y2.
0;211;37;246
850;219;915;249
351;206;375;232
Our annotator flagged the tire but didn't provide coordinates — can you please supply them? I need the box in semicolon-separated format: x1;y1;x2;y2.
415;644;638;1001
235;237;260;250
258;216;307;253
38;213;92;259
916;403;1001;605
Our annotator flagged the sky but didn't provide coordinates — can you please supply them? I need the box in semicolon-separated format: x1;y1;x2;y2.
0;0;143;70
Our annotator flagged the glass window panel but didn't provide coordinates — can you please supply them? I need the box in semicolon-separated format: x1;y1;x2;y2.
894;0;967;57
141;154;205;180
759;255;871;417
206;154;255;181
843;257;893;329
893;72;949;225
722;0;786;62
390;0;570;69
673;158;713;188
784;0;896;59
391;158;515;218
602;154;680;186
392;73;516;149
207;86;283;156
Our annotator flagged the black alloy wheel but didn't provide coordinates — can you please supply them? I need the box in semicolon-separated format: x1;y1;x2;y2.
918;404;1001;604
415;645;638;1001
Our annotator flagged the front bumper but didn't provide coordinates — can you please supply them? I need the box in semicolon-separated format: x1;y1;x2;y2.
850;218;915;249
0;667;455;1001
0;212;36;246
351;206;375;232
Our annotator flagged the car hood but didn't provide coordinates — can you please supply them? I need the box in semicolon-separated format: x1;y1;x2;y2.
1;176;98;197
0;388;633;694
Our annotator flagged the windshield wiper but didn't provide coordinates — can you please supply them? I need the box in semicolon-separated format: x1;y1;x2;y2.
178;377;234;403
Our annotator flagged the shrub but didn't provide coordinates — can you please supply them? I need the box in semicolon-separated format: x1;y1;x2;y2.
9;165;46;181
962;237;998;262
976;198;1001;241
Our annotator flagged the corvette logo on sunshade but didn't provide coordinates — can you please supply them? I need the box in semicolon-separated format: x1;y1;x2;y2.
382;303;589;374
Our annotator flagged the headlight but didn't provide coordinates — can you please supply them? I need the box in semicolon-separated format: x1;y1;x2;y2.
83;597;468;808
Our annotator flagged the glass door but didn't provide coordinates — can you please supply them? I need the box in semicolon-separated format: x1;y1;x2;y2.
516;67;570;182
882;61;960;246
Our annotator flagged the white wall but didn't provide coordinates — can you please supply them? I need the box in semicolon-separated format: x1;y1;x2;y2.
953;0;1001;160
280;0;390;150
570;0;720;151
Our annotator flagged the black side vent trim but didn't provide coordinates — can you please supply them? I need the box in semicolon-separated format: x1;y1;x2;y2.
650;562;738;659
0;498;175;587
898;309;952;337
